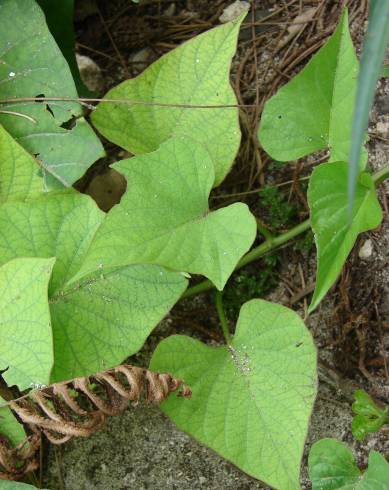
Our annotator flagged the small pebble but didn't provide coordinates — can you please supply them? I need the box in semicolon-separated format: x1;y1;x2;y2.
219;1;250;23
358;239;373;259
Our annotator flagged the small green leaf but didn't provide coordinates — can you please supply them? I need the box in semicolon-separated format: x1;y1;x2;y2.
352;390;386;418
0;193;187;381
151;299;317;490
92;14;247;185
0;257;55;390
77;138;257;290
362;452;389;488
0;125;44;203
351;389;388;440
348;1;389;217
259;10;365;167
308;439;361;489
0;0;104;188
308;162;382;311
0;396;26;446
309;439;389;489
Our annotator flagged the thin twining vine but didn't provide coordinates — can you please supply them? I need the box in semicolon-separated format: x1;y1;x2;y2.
0;96;257;110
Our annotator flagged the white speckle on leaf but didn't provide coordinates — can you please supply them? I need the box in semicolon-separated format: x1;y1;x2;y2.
8;71;15;77
30;382;47;389
229;346;252;375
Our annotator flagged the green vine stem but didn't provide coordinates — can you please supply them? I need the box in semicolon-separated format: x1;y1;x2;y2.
372;164;389;186
215;291;232;345
183;164;389;299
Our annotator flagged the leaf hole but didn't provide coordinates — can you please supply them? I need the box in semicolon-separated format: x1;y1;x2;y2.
60;116;77;130
46;104;55;117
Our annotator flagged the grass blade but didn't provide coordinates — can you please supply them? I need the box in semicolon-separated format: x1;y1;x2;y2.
348;1;389;216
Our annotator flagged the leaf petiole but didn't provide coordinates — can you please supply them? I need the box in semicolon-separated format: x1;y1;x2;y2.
215;291;232;345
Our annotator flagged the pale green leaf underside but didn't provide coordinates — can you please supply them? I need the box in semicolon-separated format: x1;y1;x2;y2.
92;14;246;186
0;0;104;188
309;439;389;489
0;193;187;381
76;138;257;290
308;162;382;311
151;299;317;490
0;396;26;446
0;257;55;390
259;10;365;166
0;125;45;203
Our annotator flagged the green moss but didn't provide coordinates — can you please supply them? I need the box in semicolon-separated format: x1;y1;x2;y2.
258;186;296;229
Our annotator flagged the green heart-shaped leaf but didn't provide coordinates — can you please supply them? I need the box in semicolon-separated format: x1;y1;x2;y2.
151;299;317;490
309;438;389;489
92;14;247;185
0;125;44;203
308;162;382;311
0;193;187;381
77;138;257;290
258;10;365;167
0;0;104;188
0;257;55;389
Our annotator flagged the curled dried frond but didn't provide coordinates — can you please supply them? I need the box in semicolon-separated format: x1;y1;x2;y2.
0;433;40;480
0;365;190;480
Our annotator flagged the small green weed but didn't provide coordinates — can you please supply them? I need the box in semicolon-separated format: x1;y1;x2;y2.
258;186;296;229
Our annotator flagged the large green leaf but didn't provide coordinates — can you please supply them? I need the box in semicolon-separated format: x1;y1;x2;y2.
308;162;382;312
0;257;55;390
0;192;187;381
348;1;389;215
76;138;257;290
0;396;26;446
151;299;317;490
0;125;44;203
258;10;365;166
36;0;89;96
0;0;104;188
309;439;389;489
91;14;247;186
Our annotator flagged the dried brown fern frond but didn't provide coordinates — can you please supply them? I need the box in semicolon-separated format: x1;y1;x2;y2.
0;434;40;480
0;365;191;480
